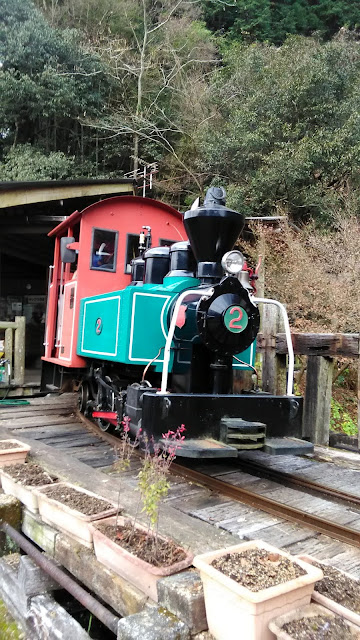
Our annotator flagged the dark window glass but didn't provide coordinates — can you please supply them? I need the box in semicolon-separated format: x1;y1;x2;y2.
160;238;176;247
91;228;118;272
125;234;140;273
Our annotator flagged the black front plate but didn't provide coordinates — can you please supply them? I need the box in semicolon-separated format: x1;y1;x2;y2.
140;392;303;440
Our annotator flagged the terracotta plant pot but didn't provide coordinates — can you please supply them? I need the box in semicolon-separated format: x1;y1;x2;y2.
297;554;360;628
34;483;118;548
0;467;55;514
92;515;194;602
268;602;360;639
193;540;323;640
0;439;30;466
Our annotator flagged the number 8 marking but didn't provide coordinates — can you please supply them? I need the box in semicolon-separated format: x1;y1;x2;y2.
229;306;243;330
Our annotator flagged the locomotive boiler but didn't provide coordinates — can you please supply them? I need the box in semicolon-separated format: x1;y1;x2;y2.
42;186;305;458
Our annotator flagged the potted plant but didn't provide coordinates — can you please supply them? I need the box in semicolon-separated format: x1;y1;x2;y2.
0;462;57;513
297;554;360;628
193;540;323;640
0;439;30;466
92;423;193;601
268;602;360;639
34;482;118;548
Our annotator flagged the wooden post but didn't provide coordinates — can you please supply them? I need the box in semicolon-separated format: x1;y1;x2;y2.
358;356;360;451
303;355;334;445
13;316;25;386
4;328;13;381
261;305;287;395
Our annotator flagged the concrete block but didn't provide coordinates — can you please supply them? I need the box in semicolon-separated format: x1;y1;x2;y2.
27;594;90;640
22;508;58;555
0;495;22;556
0;556;30;622
54;533;150;617
18;555;61;597
157;570;207;634
264;437;314;456
117;607;190;640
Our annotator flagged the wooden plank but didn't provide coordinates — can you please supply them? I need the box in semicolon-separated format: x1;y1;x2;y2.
358;357;360;450
4;328;13;376
0;415;79;428
13;316;25;386
275;333;360;357
303;355;333;444
261;305;287;395
0;407;74;419
41;435;103;448
249;522;315;547
13;425;84;439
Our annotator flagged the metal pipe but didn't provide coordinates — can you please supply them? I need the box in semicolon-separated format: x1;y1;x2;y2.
0;521;120;635
159;287;212;394
252;297;295;396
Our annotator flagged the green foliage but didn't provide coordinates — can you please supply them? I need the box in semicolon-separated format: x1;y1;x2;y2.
199;34;360;224
137;458;171;529
0;145;75;180
330;398;357;436
202;0;360;45
0;0;112;176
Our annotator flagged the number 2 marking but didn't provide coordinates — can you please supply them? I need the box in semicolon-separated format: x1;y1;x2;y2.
95;318;102;335
229;306;243;330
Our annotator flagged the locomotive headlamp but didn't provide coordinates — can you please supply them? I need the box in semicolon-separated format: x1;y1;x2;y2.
221;250;244;275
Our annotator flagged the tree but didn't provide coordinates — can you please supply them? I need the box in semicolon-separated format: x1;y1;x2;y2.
202;0;360;45
199;33;360;225
88;0;216;184
0;0;112;178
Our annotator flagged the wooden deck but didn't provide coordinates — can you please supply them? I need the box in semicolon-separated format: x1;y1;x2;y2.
1;393;360;577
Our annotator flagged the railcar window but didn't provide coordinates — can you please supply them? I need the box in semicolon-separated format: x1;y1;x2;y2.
125;234;140;274
91;228;118;272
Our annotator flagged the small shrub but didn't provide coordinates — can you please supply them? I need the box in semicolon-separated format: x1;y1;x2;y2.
330;398;357;437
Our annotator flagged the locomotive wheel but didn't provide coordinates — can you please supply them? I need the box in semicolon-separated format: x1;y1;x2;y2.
96;417;115;433
77;381;90;413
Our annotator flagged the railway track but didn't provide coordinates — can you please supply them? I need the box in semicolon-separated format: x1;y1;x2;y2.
1;393;360;553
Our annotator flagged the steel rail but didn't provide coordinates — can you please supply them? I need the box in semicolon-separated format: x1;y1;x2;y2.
234;459;360;508
0;521;120;635
170;462;360;548
78;410;360;547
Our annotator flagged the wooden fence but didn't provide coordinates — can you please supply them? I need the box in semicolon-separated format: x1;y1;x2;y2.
257;308;360;447
0;316;26;387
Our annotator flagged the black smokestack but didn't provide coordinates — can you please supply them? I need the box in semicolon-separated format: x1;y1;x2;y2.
184;187;245;283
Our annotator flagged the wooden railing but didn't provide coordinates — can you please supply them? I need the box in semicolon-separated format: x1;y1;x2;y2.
256;313;360;447
0;316;26;387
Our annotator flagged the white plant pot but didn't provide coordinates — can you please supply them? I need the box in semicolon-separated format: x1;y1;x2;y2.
92;516;194;602
0;468;55;513
193;540;323;640
0;440;30;466
297;554;360;628
34;483;118;548
268;602;360;639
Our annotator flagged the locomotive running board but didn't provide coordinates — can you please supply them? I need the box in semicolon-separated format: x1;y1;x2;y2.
159;438;238;458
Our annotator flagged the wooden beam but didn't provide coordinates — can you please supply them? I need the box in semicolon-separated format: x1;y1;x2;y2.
257;332;360;358
261;305;287;395
0;182;134;209
303;355;334;445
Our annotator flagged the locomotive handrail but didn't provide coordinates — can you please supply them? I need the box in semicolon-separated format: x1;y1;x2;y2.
252;297;295;396
159;287;213;394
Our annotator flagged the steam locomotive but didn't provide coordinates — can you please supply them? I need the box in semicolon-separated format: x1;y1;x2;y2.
42;186;304;458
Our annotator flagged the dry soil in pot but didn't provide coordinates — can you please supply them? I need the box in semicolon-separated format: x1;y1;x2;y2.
211;548;306;591
97;520;187;567
282;613;357;639
39;485;113;516
3;463;56;486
